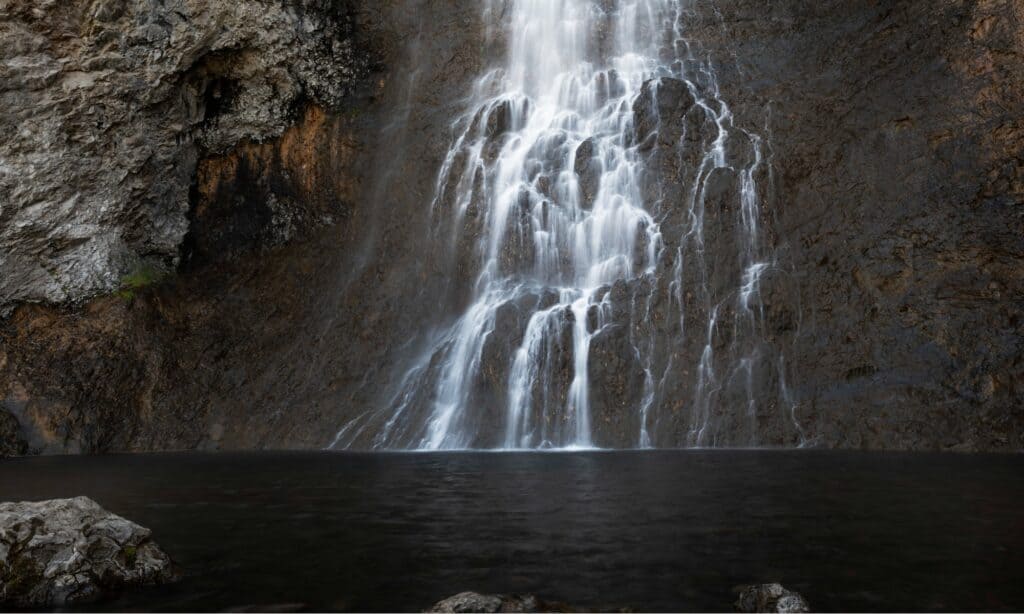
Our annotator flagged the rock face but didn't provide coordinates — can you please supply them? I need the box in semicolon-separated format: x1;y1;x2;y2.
0;0;1021;453
0;497;176;607
685;0;1024;450
734;584;811;614
0;0;366;311
0;408;28;457
0;0;489;455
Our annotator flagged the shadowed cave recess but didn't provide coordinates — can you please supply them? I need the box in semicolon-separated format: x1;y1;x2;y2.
0;0;1021;455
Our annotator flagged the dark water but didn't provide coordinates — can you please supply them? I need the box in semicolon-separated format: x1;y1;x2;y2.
0;451;1022;612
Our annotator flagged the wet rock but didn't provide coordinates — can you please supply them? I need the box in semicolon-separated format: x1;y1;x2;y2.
498;188;537;275
224;604;309;613
483;98;527;163
735;584;810;613
0;497;176;607
475;299;529;439
593;69;626;107
633;77;695;149
574;137;602;210
427;592;573;613
486;99;516;139
588;323;645;446
700;167;744;297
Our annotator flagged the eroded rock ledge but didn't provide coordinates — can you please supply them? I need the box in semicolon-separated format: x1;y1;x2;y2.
0;0;367;310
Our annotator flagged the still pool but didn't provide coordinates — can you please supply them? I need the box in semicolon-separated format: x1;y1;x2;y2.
1;451;1021;612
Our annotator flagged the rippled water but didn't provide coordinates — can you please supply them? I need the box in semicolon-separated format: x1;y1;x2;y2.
1;452;1021;612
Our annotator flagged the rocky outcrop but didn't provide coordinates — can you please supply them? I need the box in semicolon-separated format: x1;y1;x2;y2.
0;0;488;455
0;0;366;311
734;584;811;614
0;497;176;607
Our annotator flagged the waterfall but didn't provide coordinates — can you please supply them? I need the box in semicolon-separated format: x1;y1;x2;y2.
332;0;793;450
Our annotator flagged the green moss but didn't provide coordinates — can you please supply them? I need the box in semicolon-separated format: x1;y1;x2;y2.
122;545;138;567
121;265;164;290
116;264;166;301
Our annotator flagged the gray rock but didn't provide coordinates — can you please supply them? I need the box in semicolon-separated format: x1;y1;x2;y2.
224;604;309;613
0;0;366;312
735;584;811;613
428;591;570;613
0;496;176;607
429;592;506;613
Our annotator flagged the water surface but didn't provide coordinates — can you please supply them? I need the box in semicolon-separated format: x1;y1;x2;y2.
0;451;1021;612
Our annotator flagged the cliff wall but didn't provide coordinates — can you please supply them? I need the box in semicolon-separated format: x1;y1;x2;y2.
0;0;1020;454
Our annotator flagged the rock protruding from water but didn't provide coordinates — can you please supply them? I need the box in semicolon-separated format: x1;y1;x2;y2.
735;584;811;613
0;497;176;607
428;591;574;613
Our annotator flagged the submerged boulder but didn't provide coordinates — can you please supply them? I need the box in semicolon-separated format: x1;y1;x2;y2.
0;497;176;607
735;584;811;613
428;591;575;613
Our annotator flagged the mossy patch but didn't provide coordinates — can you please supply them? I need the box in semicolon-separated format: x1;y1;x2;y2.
121;545;138;567
116;264;167;301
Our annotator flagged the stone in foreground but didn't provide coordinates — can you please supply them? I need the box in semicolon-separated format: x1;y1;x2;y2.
428;591;577;613
0;497;176;607
735;584;811;613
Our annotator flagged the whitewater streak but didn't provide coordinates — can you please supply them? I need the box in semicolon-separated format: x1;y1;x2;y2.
331;0;792;450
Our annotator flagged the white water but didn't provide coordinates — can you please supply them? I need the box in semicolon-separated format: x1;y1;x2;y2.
332;0;796;450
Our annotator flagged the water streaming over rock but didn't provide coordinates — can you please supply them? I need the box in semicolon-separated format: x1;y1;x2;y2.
332;0;797;450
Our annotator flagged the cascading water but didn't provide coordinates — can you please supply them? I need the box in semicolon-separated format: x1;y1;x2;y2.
331;0;799;450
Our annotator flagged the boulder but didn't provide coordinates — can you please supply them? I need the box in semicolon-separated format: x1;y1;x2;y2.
427;591;572;613
735;584;811;613
0;497;176;607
